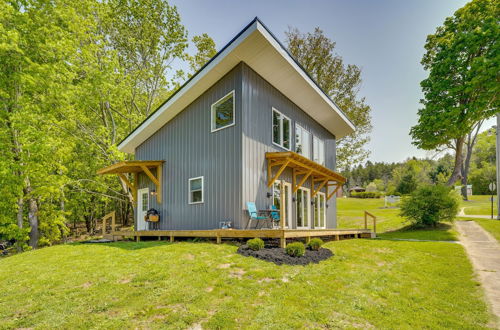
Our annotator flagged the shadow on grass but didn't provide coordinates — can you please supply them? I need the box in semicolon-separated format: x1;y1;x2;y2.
377;223;457;241
72;240;171;251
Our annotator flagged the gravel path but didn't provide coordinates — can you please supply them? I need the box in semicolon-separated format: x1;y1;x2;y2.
455;220;500;325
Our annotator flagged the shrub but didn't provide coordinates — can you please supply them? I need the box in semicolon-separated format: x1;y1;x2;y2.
351;191;383;198
285;242;305;257
307;238;324;251
400;185;459;227
247;238;264;251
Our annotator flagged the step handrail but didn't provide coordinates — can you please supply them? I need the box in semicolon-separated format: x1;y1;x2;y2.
102;211;116;235
364;211;377;237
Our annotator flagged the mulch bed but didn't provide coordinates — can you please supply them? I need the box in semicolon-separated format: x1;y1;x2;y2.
237;245;333;266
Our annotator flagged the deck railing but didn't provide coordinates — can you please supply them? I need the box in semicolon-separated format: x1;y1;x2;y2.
364;211;377;237
101;211;116;236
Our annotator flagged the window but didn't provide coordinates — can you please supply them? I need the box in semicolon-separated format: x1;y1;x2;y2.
211;91;234;132
272;108;290;150
295;124;311;158
188;176;204;204
313;136;325;165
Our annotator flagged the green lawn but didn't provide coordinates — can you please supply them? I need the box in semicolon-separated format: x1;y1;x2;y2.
461;195;497;216
337;197;458;241
0;240;491;329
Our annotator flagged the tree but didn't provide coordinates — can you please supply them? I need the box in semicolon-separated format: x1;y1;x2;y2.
285;27;372;171
410;0;499;192
0;0;217;248
400;185;459;227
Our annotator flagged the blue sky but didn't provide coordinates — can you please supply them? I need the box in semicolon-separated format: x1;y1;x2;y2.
170;0;494;163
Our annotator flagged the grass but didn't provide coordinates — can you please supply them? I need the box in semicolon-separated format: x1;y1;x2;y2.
337;197;458;241
0;240;491;329
461;195;497;216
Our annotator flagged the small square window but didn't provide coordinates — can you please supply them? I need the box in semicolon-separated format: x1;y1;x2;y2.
188;177;204;204
211;91;235;132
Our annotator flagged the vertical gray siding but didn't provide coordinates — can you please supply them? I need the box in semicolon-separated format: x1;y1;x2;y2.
241;63;338;229
135;64;243;230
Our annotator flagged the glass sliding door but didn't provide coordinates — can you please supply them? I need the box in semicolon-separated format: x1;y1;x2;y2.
273;181;292;228
296;187;311;229
314;192;326;229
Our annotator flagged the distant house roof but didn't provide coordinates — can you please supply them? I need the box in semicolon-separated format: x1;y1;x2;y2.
118;17;356;154
349;186;365;192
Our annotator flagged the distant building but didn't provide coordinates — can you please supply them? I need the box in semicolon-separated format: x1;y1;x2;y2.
455;185;472;196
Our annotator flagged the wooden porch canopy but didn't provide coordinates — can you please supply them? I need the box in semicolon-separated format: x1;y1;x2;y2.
266;152;346;201
97;160;164;203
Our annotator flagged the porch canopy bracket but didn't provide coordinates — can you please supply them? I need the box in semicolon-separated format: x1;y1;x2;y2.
97;160;164;204
266;152;346;201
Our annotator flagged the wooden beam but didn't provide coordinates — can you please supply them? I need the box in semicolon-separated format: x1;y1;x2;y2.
140;165;159;186
293;170;313;193
280;179;286;229
156;163;162;204
327;185;342;200
133;172;139;203
119;173;136;203
312;179;328;198
267;160;291;188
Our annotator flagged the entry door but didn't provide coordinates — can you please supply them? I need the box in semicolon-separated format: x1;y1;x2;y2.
273;181;292;228
296;187;311;229
136;187;149;231
314;192;326;229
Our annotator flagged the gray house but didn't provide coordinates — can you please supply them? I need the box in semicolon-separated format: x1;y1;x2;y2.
98;18;355;236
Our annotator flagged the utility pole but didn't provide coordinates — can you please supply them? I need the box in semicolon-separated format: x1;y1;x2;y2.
496;113;500;219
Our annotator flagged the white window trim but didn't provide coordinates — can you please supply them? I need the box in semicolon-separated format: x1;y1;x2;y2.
313;135;325;165
295;123;311;159
188;176;204;204
271;107;291;151
314;192;326;229
211;90;235;133
296;187;311;229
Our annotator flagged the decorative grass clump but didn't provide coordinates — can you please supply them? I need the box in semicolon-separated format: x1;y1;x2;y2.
247;238;264;251
307;238;324;251
285;242;305;257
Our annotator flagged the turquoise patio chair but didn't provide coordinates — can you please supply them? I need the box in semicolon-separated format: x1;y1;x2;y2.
246;202;269;229
270;204;280;229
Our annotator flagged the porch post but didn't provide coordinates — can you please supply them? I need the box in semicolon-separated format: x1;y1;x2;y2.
280;179;285;230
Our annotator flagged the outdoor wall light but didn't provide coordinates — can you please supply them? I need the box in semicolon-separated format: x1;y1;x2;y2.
150;190;157;196
266;192;272;198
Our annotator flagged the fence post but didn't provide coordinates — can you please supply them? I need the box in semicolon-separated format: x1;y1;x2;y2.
364;212;367;229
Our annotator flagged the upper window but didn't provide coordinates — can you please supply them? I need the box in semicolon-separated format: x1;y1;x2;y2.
295;124;311;159
313;136;325;166
211;91;235;132
272;108;291;150
188;176;204;204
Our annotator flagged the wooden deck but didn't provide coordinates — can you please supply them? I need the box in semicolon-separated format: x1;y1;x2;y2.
109;228;375;248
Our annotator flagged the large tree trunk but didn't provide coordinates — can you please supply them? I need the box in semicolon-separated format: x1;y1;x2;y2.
28;198;39;249
460;121;483;200
16;196;24;252
447;137;465;186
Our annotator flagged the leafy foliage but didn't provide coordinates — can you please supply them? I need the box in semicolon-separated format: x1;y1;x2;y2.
285;242;305;257
285;27;372;171
247;238;264;251
0;0;216;248
307;238;324;251
400;185;459;227
410;0;499;184
350;191;383;199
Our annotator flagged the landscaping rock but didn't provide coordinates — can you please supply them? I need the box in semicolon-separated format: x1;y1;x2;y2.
237;245;333;266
